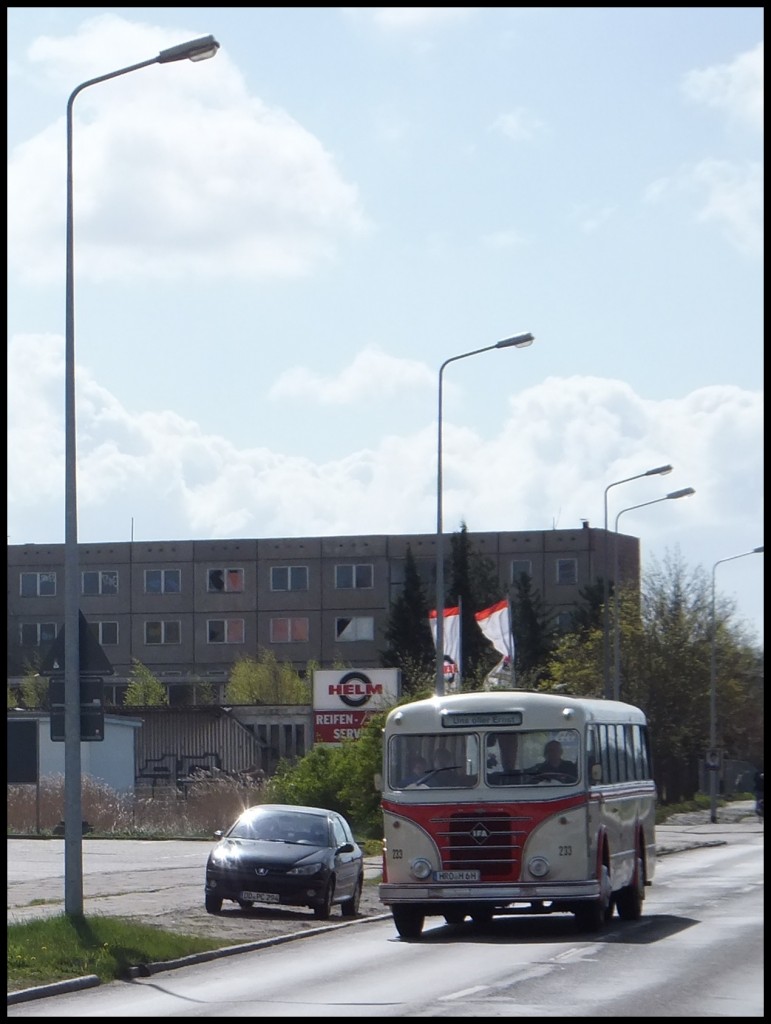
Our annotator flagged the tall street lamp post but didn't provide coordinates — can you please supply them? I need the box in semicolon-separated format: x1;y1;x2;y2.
434;332;534;696
602;464;673;699
63;34;219;917
612;487;695;700
709;545;764;823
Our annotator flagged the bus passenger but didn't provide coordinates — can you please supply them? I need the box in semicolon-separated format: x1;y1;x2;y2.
487;732;519;785
402;755;429;786
427;748;462;786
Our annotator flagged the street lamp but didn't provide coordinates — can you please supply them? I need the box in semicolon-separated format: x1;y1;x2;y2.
612;487;695;700
63;34;220;917
602;464;673;698
434;332;534;695
709;545;764;823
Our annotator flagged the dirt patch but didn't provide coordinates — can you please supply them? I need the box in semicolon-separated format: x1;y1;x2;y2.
124;880;390;946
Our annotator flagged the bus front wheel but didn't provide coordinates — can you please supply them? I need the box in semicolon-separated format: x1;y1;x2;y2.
574;864;613;932
392;906;425;939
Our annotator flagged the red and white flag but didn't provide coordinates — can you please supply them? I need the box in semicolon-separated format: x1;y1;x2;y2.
428;606;460;687
475;599;514;659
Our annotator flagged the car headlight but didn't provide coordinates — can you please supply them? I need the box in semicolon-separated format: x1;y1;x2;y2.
288;863;323;877
527;855;550;878
410;858;433;881
211;845;241;865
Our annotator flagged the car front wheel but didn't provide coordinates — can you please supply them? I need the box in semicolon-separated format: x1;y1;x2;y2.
341;875;363;917
205;892;223;915
313;880;334;919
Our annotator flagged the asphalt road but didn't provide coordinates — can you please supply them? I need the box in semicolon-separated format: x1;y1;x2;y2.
7;800;762;1004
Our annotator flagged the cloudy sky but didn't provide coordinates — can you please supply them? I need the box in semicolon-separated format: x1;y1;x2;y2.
7;8;764;641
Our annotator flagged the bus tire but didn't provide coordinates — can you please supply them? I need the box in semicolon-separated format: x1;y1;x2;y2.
471;909;494;927
615;855;645;921
575;864;612;932
392;906;425;939
443;910;466;925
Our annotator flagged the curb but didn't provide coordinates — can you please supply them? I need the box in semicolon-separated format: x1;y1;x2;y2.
7;974;100;1005
7;914;392;1004
124;911;393;978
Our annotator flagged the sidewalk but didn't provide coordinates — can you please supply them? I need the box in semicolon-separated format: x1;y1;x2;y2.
655;799;761;855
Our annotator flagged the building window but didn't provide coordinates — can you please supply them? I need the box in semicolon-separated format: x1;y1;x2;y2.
335;564;373;589
555;611;573;632
20;572;56;597
556;558;578;585
207;568;244;593
82;570;118;596
270;617;309;643
145;620;181;645
98;621;119;645
207;619;245;644
270;566;309;591
335;616;374;641
144;569;181;594
510;560;532;584
20;622;57;646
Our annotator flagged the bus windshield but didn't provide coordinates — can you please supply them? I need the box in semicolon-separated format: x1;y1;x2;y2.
388;729;581;789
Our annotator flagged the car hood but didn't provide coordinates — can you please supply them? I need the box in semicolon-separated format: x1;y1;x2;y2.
208;838;325;868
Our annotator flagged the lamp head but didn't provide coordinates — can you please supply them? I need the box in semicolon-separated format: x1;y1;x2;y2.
158;35;220;64
666;487;695;500
646;464;673;477
495;332;534;350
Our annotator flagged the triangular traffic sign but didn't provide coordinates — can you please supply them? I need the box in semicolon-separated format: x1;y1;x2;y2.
40;610;115;675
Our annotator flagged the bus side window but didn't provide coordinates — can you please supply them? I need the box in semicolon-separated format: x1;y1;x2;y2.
586;726;601;784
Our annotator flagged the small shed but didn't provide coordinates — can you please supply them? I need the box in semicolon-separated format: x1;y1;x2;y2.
7;711;142;794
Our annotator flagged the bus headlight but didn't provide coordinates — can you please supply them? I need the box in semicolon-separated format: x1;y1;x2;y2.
410;858;433;880
527;855;550;878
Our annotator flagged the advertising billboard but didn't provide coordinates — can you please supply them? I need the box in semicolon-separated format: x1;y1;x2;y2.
313;668;400;743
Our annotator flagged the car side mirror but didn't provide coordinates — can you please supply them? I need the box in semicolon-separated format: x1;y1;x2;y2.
373;772;382;791
213;829;224;839
337;842;355;854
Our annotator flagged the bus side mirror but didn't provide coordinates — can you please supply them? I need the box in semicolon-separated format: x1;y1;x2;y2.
591;763;602;783
373;772;383;791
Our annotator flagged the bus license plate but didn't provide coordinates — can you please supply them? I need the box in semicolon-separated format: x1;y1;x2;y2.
434;870;480;882
241;890;280;903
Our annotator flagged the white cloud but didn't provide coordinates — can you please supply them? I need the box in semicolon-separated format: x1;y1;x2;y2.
7;15;369;285
491;108;548;144
569;203;617;235
352;8;479;31
644;160;763;258
682;41;764;133
9;333;763;550
269;345;435;403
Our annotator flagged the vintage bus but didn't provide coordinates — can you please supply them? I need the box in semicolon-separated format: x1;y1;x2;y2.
378;690;656;939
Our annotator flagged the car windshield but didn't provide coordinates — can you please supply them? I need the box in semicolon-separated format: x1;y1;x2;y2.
229;810;329;845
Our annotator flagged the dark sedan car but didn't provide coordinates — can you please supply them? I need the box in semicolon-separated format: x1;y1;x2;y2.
204;803;364;919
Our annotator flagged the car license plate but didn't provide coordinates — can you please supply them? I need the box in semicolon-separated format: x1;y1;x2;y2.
241;890;280;903
434;870;480;882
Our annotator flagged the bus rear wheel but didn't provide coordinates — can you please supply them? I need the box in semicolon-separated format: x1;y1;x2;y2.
615;855;644;921
392;906;425;939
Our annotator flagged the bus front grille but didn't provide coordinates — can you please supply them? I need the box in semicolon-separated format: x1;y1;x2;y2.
432;811;531;879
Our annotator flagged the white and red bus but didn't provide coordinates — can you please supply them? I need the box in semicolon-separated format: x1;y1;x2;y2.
378;690;656;938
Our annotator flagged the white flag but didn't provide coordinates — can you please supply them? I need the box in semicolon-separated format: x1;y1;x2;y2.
428;606;460;689
475;599;514;659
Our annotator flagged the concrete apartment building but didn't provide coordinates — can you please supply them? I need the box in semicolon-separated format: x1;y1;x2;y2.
7;523;639;706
